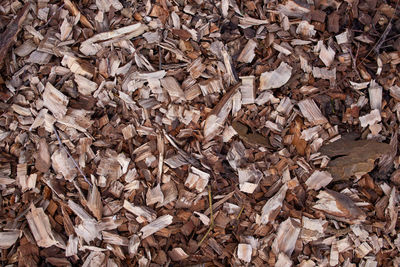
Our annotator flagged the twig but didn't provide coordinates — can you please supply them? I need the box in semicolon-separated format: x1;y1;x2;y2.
53;125;93;187
349;44;362;81
198;185;213;246
236;205;244;221
358;0;399;66
37;3;65;30
338;0;399;86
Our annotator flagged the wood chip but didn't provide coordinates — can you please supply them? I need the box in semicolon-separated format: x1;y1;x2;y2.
0;231;20;249
313;190;366;224
237;39;257;63
260;62;292;90
26;204;60;248
237;243;252;263
298;99;328;125
305;170;333;190
43;82;69;119
140;215;173;239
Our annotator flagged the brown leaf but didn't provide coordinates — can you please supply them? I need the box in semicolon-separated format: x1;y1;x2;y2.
320;139;391;180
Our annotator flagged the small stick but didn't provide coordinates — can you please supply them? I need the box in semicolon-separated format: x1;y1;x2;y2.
53;125;93;187
198;185;213;246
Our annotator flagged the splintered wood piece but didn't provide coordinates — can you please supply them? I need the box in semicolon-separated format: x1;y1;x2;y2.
313;190;366;224
187;58;205;79
259;62;292;90
69;200;100;243
272;42;292;56
128;235;140;256
296;21;316;38
123;200;157;223
11;104;32;116
275;253;293;267
51;149;77;181
237;243;252;263
237;39;257;63
359;109;381;127
385;187;398;234
298;99;328;125
161;77;186;102
312;67;336;83
305;170;333;191
82;252;106;267
35;138;51;173
0;231;20;249
330;239;339;266
277;0;310;17
185;167;209;193
65;235;78;257
168;247;189;261
26;204;59;248
102;231;129;246
389;85;400;101
238;165;263;194
43;82;69;119
260;183;288;224
80;23;148;56
63;0;94;29
300;216;327;242
368;80;382;110
87;184;102;220
67;199;93;220
0;3;30;69
203;84;240;141
239;17;269;28
61;55;95;78
221;48;238;85
75;74;98;96
320;139;390;180
319;44;335;67
140;214;173;239
146;184;164;206
272;218;300;256
240;76;255;105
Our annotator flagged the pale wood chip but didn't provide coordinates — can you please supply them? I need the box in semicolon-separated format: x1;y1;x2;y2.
305;170;333;190
124;201;156;223
237;39;257;63
43;82;68;119
260;62;292;90
260;183;288;224
140;214;173;239
368;80;382;110
275;253;293;267
276;0;310;17
102;231;129;246
319;44;335;67
296;21;316;38
161;77;186;102
272;218;301;256
298;99;328;125
237;243;252;263
80;23;148;56
313;190;366;224
359;109;381;128
26;204;59;248
0;231;20;249
65;235;78;257
51;149;77;181
168;247;189;261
